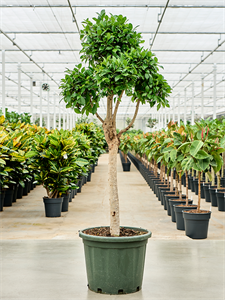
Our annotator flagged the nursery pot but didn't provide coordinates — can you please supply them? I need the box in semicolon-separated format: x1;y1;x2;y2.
183;210;211;239
169;198;193;222
61;194;70;212
79;226;152;295
4;188;14;207
43;197;63;217
216;192;225;211
23;180;29;196
164;194;184;216
16;184;23;199
122;161;131;172
91;164;95;173
0;191;5;211
158;187;170;205
87;171;92;182
203;185;211;202
77;180;82;193
161;189;175;210
174;205;197;230
12;184;19;203
209;188;218;207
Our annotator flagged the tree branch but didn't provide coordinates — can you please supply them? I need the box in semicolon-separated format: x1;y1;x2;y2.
95;112;104;123
106;94;113;120
118;99;140;137
113;91;124;123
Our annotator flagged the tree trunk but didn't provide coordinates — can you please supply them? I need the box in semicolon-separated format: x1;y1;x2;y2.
124;153;127;163
179;173;182;200
185;170;189;206
197;172;201;212
170;168;174;192
217;172;221;189
175;171;178;196
103;120;120;236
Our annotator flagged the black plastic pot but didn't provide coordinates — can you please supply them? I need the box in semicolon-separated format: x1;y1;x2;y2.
43;197;63;217
87;171;92;182
61;194;70;212
122;161;131;172
174;205;197;230
79;226;152;295
77;180;82;193
216;192;225;211
0;191;5;211
69;190;72;202
203;185;211;202
183;210;211;239
158;187;170;205
27;180;31;193
12;184;19;203
221;178;225;187
23;180;29;196
209;188;218;207
169;198;192;222
155;184;166;200
4;188;14;206
17;184;23;199
193;180;204;195
190;178;197;192
161;189;175;210
164;194;183;216
92;164;95;173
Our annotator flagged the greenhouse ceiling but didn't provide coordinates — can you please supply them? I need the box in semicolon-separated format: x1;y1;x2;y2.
0;0;225;121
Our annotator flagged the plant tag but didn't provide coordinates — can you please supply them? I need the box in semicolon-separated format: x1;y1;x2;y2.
216;189;217;192
63;154;68;159
210;206;212;211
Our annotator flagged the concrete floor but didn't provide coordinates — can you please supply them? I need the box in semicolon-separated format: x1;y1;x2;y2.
0;154;225;299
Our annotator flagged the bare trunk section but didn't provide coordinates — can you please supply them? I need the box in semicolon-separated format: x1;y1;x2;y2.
179;173;182;200
185;170;189;205
197;172;201;212
124;153;127;163
103;114;120;236
217;172;221;189
211;168;215;186
170;168;174;192
175;171;178;196
108;141;120;236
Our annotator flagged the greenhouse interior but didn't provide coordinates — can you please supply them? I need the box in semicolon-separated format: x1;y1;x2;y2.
0;1;225;299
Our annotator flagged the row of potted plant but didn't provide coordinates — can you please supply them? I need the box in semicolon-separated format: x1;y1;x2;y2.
0;115;106;216
127;118;225;239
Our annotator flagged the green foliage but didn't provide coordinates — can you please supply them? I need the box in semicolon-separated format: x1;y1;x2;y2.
146;117;158;129
125;117;134;128
34;117;46;127
0;108;31;125
60;10;171;118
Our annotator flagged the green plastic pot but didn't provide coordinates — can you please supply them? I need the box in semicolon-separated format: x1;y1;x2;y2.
79;226;152;295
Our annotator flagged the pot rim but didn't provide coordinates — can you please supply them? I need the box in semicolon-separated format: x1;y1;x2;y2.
79;226;152;243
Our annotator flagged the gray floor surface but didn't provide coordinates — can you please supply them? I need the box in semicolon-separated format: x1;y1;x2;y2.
0;239;224;300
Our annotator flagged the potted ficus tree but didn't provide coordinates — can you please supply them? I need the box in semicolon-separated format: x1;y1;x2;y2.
181;125;225;239
60;10;171;294
26;130;88;217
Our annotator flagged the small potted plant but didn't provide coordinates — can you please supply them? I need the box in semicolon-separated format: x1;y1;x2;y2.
26;130;88;217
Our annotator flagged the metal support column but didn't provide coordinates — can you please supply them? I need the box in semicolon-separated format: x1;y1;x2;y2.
70;109;73;129
172;98;175;121
18;63;21;114
2;50;6;116
30;75;33;123
62;103;65;130
184;88;187;125
47;91;50;129
191;81;195;125
213;64;217;119
53;93;56;129
164;109;167;128
58;100;61;130
178;93;180;126
201;75;204;120
39;82;42;127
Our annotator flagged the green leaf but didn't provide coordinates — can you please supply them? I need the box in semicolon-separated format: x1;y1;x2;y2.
170;149;177;162
190;140;204;157
197;157;210;171
211;152;223;173
162;146;174;153
25;151;38;158
181;157;194;171
194;150;209;160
